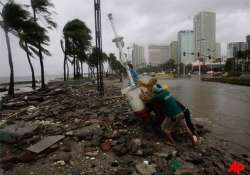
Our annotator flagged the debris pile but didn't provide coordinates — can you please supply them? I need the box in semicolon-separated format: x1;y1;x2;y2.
0;80;249;175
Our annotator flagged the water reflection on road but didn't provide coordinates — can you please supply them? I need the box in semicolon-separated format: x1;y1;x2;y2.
157;78;250;153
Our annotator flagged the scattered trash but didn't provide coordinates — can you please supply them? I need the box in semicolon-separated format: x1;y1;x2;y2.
136;161;157;175
169;159;182;172
54;160;66;166
85;150;99;157
101;139;112;152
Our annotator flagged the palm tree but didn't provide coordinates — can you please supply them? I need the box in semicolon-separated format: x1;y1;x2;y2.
108;53;126;82
19;20;50;89
63;19;92;79
1;2;30;96
30;0;57;88
60;39;69;81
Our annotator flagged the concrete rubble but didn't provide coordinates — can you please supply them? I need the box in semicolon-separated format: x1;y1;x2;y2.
0;79;249;175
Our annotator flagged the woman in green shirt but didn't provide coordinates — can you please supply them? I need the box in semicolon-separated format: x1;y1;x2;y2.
140;84;197;146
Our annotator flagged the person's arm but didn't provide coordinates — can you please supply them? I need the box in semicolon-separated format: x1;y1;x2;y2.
132;69;139;82
149;92;165;104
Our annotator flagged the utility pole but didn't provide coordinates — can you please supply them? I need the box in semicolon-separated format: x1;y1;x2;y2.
108;13;135;86
127;46;131;61
94;0;104;96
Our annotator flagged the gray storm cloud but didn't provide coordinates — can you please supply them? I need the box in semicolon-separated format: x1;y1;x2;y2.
0;0;250;77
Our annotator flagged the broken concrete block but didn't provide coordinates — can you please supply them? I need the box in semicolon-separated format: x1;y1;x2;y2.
75;123;103;139
0;121;39;143
27;135;65;154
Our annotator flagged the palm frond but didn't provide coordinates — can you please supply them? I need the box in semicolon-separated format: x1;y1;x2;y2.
31;0;57;29
2;2;30;31
44;15;57;28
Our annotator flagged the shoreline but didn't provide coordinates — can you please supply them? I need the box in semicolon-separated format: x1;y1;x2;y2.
0;80;40;87
0;78;249;174
202;76;250;86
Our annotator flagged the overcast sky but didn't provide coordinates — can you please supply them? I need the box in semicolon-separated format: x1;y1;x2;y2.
0;0;250;77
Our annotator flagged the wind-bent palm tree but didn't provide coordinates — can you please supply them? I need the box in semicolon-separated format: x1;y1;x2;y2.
1;2;30;96
19;20;50;89
108;53;126;82
63;19;92;79
60;39;68;81
31;0;57;89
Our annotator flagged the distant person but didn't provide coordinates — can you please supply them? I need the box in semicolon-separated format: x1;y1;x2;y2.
128;63;139;85
140;84;197;146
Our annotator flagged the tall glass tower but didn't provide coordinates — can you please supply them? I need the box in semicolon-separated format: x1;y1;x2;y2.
194;11;216;62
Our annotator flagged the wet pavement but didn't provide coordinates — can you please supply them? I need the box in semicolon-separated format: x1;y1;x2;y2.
158;78;250;154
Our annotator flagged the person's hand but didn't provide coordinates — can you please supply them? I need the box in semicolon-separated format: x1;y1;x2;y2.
139;89;147;101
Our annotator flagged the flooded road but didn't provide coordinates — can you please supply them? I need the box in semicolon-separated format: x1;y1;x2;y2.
158;78;250;154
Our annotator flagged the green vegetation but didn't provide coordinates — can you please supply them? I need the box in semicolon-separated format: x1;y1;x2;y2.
137;59;177;73
203;77;250;86
225;50;250;76
62;19;92;80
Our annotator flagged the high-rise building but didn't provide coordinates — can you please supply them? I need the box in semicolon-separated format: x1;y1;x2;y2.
246;35;250;61
132;44;146;68
194;11;216;62
148;45;170;66
247;35;250;51
177;30;194;65
227;42;248;58
216;43;221;59
170;41;178;63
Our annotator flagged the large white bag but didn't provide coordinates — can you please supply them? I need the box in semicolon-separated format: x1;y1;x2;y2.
121;86;146;112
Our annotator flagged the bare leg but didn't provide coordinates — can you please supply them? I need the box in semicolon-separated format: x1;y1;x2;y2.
161;117;176;146
179;118;197;146
165;130;176;146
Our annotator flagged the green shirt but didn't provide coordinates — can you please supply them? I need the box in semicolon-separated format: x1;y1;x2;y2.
149;90;182;118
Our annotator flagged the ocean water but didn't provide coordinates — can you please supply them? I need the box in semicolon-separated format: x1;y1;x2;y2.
0;75;63;100
0;75;63;84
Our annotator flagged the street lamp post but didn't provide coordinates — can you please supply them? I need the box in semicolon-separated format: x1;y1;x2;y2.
94;0;104;96
127;46;132;63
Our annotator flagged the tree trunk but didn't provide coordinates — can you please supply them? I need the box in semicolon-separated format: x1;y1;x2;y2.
33;9;45;89
90;67;93;78
88;66;90;78
91;67;95;78
76;60;79;79
4;28;14;96
81;62;83;77
66;60;69;80
38;47;45;88
25;42;36;89
73;56;76;79
63;56;67;81
119;71;122;82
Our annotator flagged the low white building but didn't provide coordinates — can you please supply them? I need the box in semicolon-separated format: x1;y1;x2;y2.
132;44;146;68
